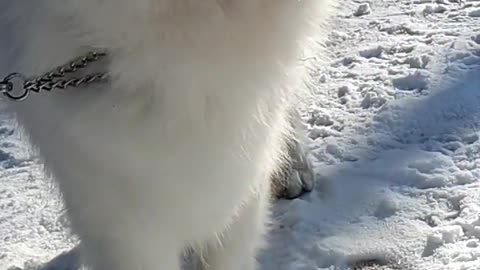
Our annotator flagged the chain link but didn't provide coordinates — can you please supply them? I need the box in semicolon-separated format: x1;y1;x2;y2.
0;51;108;101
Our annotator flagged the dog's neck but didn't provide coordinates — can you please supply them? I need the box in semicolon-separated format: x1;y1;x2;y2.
6;0;329;105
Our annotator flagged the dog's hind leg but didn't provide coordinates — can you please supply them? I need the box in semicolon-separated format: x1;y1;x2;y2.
271;109;315;200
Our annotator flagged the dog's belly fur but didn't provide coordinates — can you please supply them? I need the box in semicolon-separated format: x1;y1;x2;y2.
1;1;334;269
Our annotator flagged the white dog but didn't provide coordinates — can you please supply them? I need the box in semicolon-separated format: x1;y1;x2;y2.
1;1;335;270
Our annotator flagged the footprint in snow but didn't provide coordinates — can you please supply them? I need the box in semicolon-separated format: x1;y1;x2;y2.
391;70;430;91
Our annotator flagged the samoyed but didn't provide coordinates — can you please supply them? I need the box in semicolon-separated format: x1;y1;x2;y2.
1;1;335;269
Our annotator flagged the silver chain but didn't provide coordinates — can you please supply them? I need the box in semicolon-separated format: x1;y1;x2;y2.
0;51;108;101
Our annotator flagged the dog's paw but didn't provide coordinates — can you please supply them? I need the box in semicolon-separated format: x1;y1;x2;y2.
272;136;315;200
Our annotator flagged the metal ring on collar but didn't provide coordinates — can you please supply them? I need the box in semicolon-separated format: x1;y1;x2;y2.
1;73;30;101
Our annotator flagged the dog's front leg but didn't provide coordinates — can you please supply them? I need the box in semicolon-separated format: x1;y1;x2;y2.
78;226;182;270
200;187;271;270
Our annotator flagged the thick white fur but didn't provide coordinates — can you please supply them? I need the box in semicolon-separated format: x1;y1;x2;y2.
1;1;334;270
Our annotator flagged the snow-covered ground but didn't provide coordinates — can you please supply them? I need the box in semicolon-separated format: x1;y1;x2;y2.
1;0;480;269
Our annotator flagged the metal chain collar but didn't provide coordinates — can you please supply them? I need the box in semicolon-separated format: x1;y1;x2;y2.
0;51;108;101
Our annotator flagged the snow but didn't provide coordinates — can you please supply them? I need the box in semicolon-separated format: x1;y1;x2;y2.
1;0;480;269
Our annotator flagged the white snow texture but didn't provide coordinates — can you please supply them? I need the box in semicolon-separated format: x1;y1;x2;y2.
1;0;480;269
